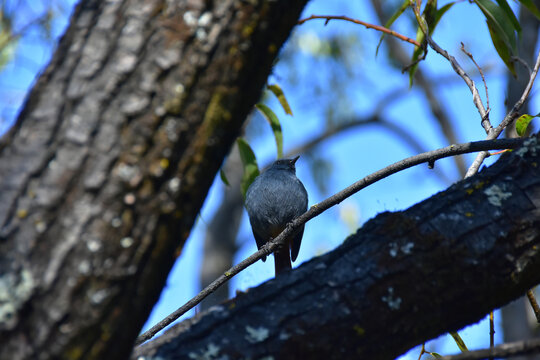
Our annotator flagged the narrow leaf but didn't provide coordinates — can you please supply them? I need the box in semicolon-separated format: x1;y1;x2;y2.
487;21;516;76
449;331;469;352
515;113;538;136
519;0;540;19
236;138;260;200
474;0;518;53
429;352;443;359
409;25;425;86
423;0;438;30
408;1;457;86
495;0;521;32
267;84;293;116
375;0;409;55
219;168;230;186
497;0;521;33
255;103;284;159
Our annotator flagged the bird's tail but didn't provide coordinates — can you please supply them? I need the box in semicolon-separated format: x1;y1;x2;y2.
274;248;292;275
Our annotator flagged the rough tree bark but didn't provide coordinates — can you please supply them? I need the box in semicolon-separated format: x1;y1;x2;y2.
134;135;540;360
0;0;308;359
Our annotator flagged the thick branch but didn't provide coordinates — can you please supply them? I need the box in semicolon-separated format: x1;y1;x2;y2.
134;134;540;359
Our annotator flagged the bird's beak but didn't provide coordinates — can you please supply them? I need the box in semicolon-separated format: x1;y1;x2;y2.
291;155;300;164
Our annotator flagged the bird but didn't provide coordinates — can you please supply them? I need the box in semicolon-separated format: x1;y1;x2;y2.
245;156;308;275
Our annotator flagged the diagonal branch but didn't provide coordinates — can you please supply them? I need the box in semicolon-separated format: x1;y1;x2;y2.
409;1;489;127
465;49;540;177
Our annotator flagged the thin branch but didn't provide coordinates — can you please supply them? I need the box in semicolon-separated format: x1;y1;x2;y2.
297;15;421;47
489;311;494;360
465;49;540;178
440;337;540;360
409;1;489;127
135;137;525;345
511;55;532;77
526;288;540;323
461;42;490;114
370;1;469;177
418;343;427;360
495;50;540;135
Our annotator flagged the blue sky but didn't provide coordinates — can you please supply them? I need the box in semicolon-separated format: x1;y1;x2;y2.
2;0;538;358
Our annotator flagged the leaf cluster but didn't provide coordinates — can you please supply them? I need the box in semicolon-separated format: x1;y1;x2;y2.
381;0;540;82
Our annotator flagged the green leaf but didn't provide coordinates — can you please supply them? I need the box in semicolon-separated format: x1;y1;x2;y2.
375;0;409;56
408;1;455;87
515;113;539;136
408;25;425;86
487;21;516;76
267;84;293;116
0;34;17;71
495;0;521;32
237;138;260;200
475;0;519;50
0;10;18;71
449;331;469;352
423;0;438;30
519;0;540;19
255;103;284;159
219;168;230;186
429;352;443;359
474;0;519;75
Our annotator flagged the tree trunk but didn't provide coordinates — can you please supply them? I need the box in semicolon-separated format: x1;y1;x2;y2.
0;0;307;359
134;134;540;360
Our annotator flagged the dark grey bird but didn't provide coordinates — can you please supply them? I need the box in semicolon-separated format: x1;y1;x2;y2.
245;156;308;275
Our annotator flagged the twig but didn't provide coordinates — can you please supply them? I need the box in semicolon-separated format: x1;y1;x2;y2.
439;337;540;360
526;288;540;323
461;42;490;116
409;1;489;126
418;343;427;360
297;15;421;47
511;56;532;77
465;49;540;178
371;0;469;176
489;311;494;360
135;137;525;345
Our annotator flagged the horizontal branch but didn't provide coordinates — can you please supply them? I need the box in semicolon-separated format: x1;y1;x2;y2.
136;137;525;345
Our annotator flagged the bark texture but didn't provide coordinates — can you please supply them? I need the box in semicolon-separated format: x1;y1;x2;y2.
0;0;307;359
134;135;540;360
